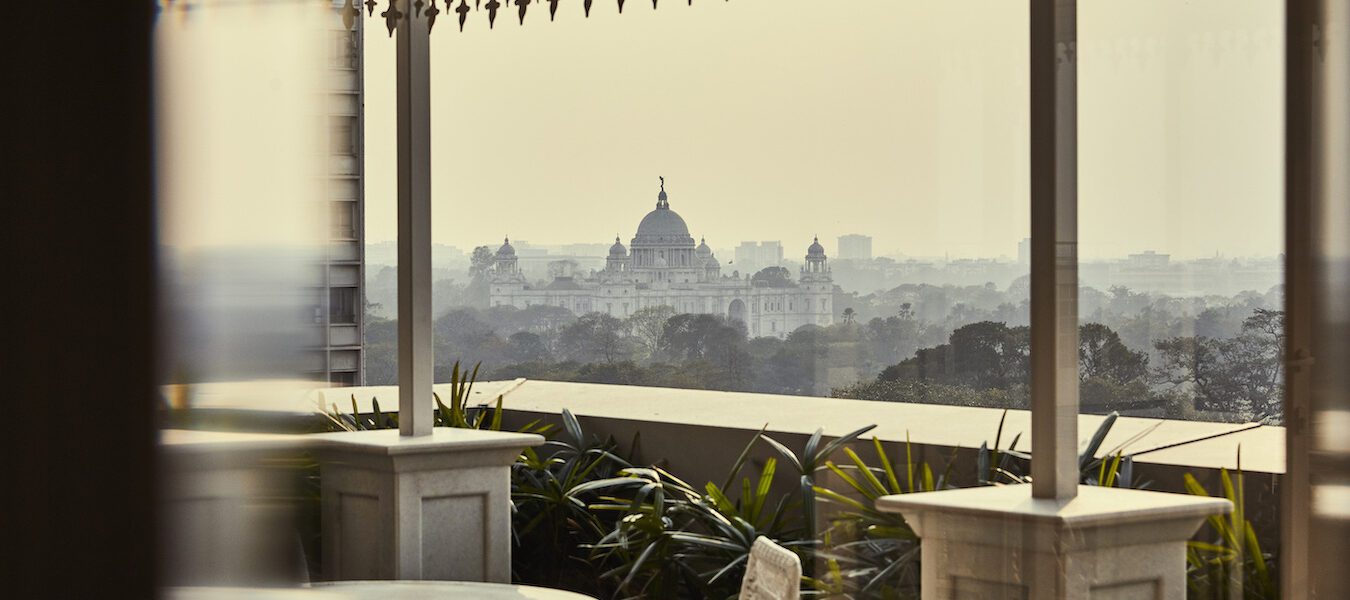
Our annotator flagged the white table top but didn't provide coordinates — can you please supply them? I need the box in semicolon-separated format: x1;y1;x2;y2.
313;581;599;599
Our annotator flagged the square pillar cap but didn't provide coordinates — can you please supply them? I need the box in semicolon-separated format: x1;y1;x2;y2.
161;429;307;454
877;484;1231;529
309;427;545;457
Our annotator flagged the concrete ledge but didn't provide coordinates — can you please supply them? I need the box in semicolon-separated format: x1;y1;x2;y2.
185;378;1279;475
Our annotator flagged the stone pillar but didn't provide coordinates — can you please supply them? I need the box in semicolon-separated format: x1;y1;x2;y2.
877;485;1230;600
312;428;544;583
160;430;309;586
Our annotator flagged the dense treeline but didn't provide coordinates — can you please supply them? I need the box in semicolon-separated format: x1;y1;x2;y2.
364;281;1284;423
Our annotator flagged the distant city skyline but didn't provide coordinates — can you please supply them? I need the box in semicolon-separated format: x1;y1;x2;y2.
362;238;1282;266
360;0;1283;261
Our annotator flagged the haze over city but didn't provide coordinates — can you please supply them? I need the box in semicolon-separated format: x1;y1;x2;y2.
360;0;1282;260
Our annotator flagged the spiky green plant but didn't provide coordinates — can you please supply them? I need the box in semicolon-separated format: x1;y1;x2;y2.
511;409;633;592
319;360;553;435
807;434;954;598
974;410;1145;489
760;423;880;573
577;427;806;599
1183;451;1277;600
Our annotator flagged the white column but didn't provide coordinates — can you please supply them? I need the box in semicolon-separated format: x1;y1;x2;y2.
1280;2;1313;596
396;0;433;437
874;2;1231;598
1028;0;1078;501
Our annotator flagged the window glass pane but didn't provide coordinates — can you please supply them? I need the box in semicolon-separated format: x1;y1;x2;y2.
329;286;358;324
1080;1;1284;424
1078;3;1284;598
362;8;1033;593
364;1;1033;407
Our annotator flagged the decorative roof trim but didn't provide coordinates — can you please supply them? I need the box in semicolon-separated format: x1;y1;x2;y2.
340;0;733;36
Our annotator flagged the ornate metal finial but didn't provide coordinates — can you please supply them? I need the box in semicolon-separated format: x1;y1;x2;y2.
659;175;665;193
485;0;501;28
381;0;403;37
504;235;510;244
355;0;731;34
424;0;440;32
456;0;469;30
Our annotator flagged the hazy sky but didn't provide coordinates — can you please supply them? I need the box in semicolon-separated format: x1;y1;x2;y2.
361;0;1283;260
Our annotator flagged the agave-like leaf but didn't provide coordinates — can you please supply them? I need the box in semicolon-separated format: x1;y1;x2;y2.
706;552;749;584
1244;522;1273;595
566;475;646;497
812;424;879;469
719;424;768;493
1079;411;1119;472
824;461;869;499
705;482;736;514
760;433;804;474
487;395;503;431
906;431;916;493
751;457;776;524
873;437;901;494
562;408;585;445
812;485;869;512
804;428;824;464
843;448;888;498
1117;455;1134;488
617;537;662;593
861;544;918;593
976;441;990;484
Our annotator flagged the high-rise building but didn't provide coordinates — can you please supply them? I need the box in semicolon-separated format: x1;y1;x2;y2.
734;240;784;274
1018;237;1031;265
314;7;365;386
837;234;873;261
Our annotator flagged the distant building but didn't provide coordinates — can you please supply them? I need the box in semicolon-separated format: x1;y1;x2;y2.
1018;237;1031;265
489;180;833;338
837;234;873;261
313;6;365;387
1126;251;1171;270
734;241;784;274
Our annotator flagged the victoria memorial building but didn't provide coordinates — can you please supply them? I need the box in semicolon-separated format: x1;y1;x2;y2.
488;180;834;338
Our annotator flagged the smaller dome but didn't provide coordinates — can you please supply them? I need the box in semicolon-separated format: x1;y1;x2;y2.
704;253;721;269
696;237;712;258
496;236;516;257
806;236;826;259
609;236;628;257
